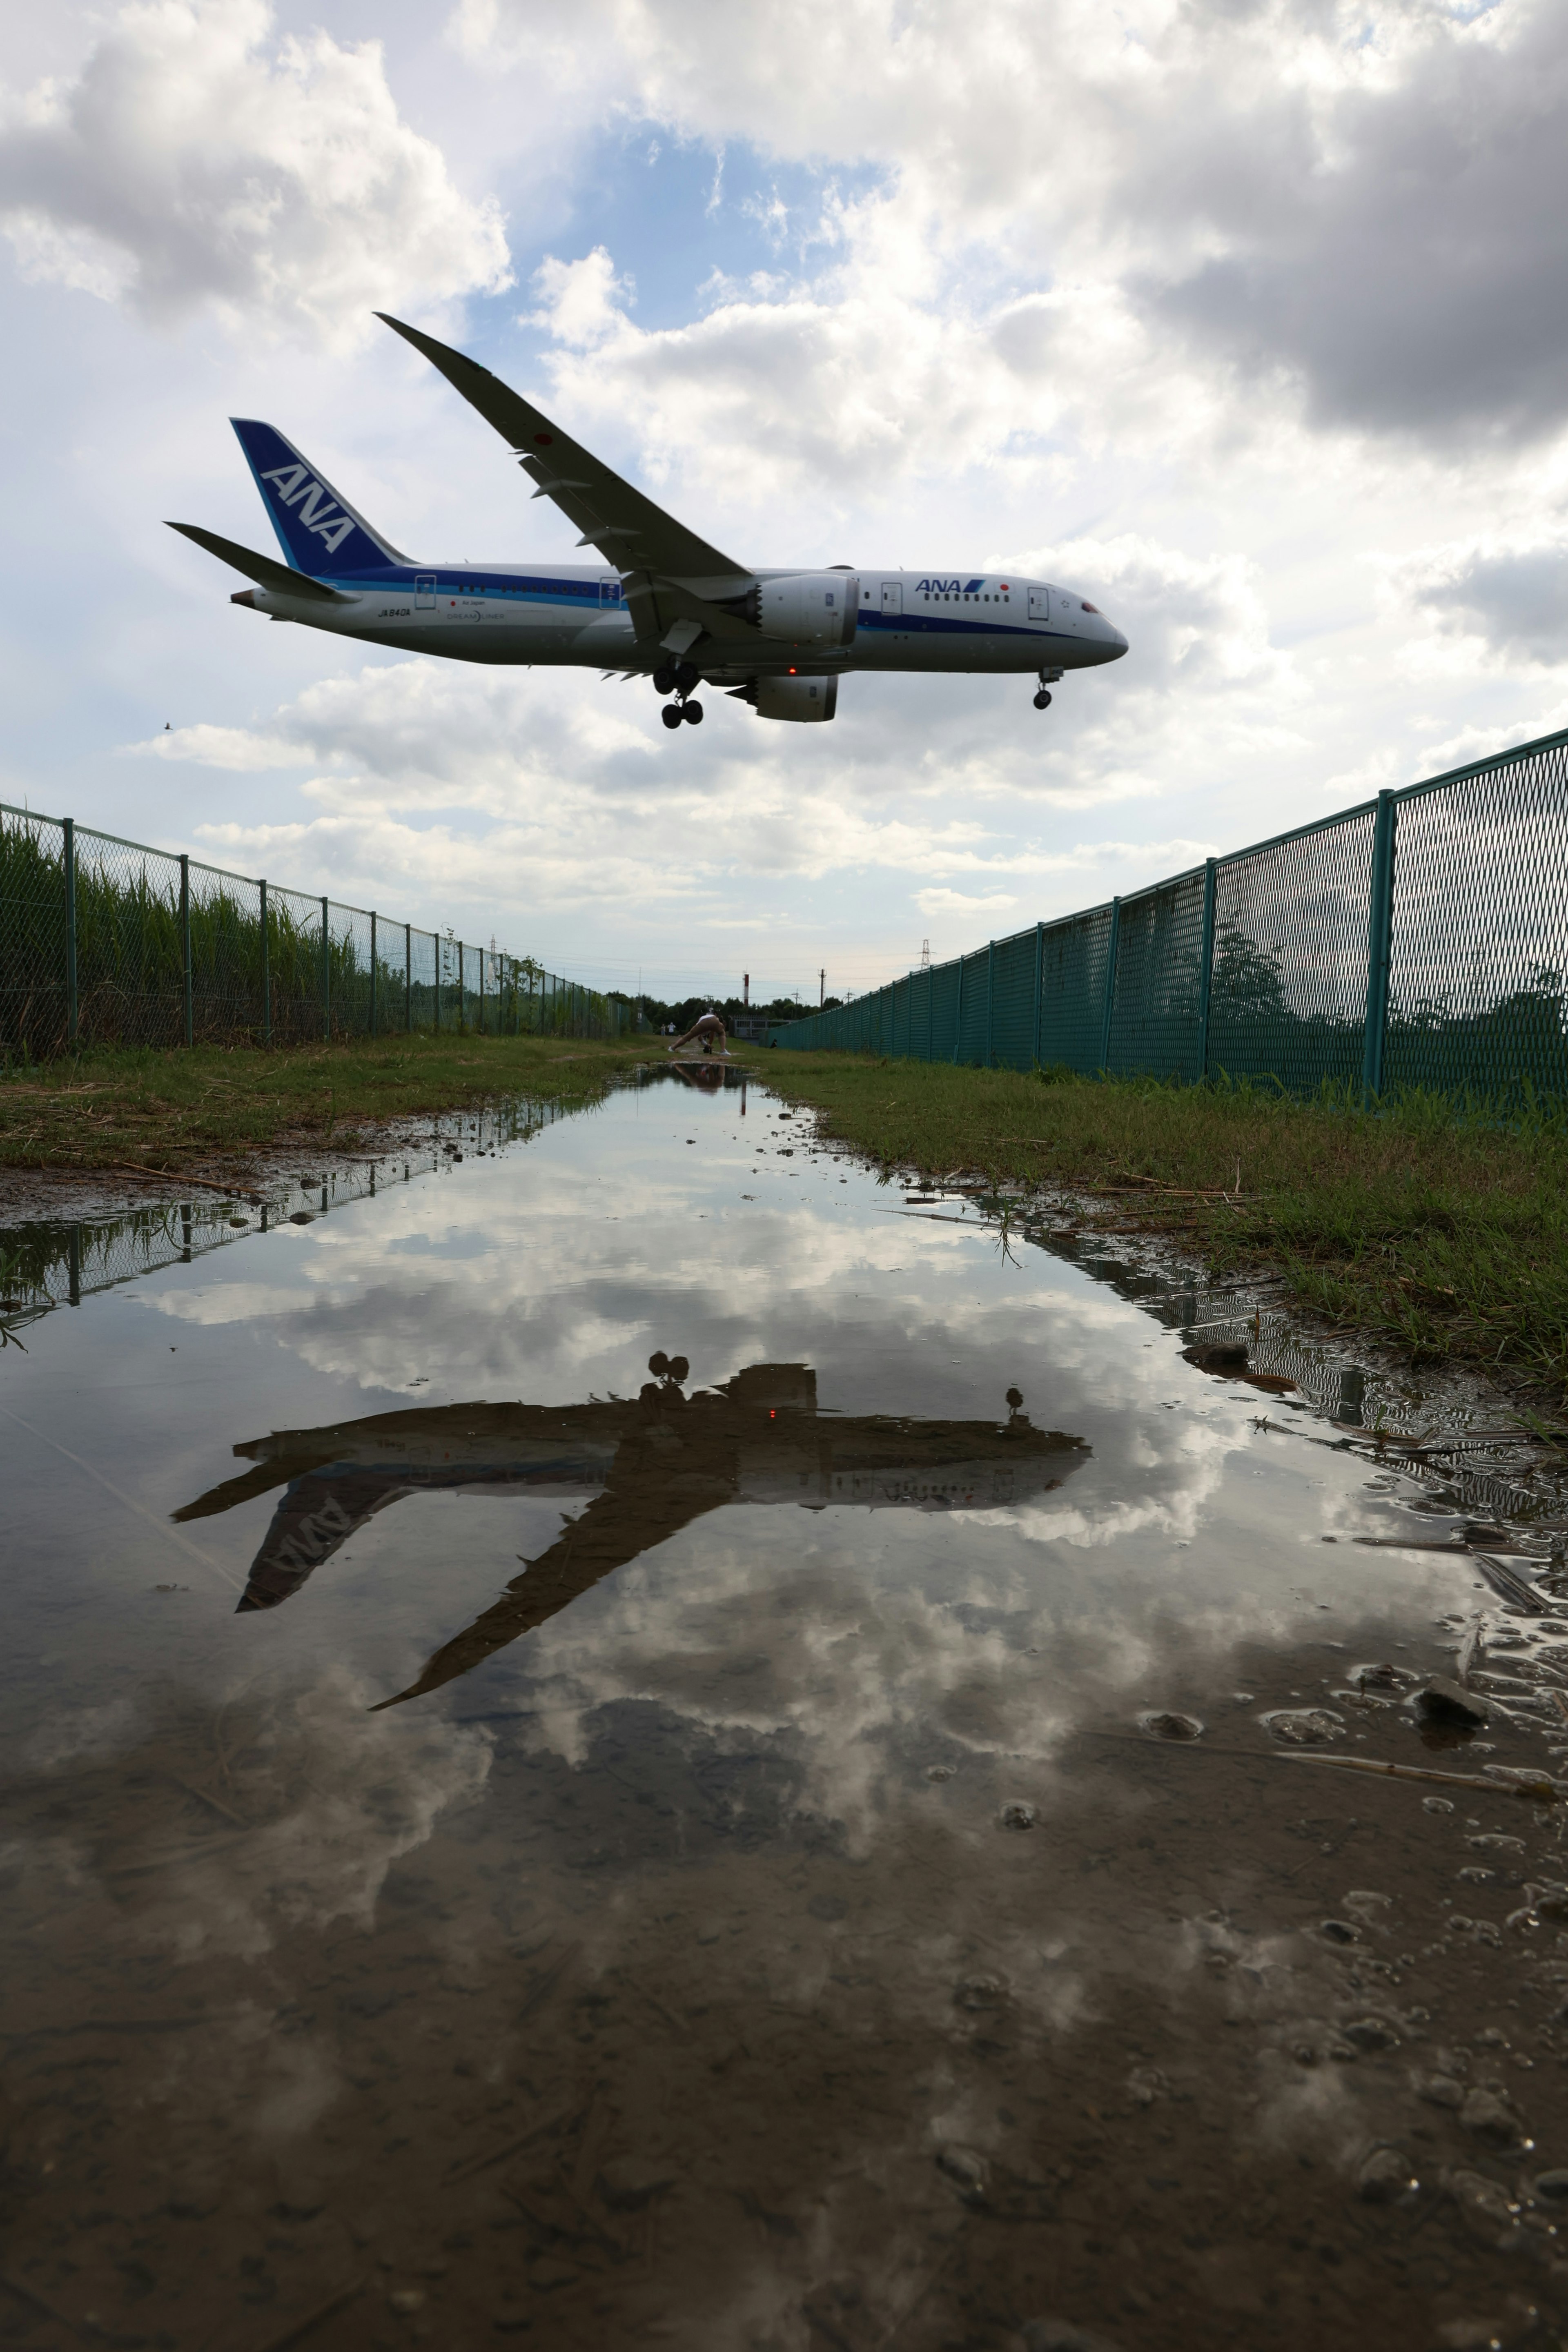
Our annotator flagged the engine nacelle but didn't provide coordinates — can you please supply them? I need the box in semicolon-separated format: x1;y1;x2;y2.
757;572;859;648
751;675;839;724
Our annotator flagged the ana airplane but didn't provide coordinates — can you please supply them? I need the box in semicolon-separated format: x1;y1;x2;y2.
169;314;1128;731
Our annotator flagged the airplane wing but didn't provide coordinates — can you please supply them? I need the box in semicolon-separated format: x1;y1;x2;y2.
371;1463;733;1710
376;313;760;659
165;521;357;603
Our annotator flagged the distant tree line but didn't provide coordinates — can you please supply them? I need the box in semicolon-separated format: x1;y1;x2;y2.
608;991;844;1031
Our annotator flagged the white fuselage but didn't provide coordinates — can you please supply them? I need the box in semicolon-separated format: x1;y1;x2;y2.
241;564;1127;679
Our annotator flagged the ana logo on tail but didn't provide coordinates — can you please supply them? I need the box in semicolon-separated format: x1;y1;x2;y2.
259;463;356;556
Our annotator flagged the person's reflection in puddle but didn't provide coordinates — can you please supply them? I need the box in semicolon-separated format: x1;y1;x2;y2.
174;1358;1088;1710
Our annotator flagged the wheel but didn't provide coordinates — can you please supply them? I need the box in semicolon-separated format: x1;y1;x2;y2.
683;699;705;725
661;703;683;730
1033;688;1052;710
653;663;677;696
673;659;700;693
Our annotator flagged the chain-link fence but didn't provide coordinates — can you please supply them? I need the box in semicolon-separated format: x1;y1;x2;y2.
0;805;632;1058
772;726;1568;1103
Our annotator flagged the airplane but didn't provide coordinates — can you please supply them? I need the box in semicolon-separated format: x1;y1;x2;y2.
173;1354;1088;1708
167;314;1129;731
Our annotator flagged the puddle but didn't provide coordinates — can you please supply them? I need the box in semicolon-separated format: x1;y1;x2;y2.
3;1068;1568;2350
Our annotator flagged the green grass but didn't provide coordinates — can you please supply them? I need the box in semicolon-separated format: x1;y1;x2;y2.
0;1034;649;1175
746;1049;1568;1403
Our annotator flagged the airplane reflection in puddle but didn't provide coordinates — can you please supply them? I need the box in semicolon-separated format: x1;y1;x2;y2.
175;1358;1088;1710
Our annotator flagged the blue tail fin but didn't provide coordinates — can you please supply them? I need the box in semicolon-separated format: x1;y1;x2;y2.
230;420;407;575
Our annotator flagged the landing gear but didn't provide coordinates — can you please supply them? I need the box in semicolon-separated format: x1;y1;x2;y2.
654;659;706;732
1033;688;1052;710
1033;665;1061;713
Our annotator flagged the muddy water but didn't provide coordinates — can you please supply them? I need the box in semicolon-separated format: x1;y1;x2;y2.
3;1069;1568;2352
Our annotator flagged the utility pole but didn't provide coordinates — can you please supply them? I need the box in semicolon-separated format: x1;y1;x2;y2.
819;967;825;1007
743;971;749;1007
920;937;931;969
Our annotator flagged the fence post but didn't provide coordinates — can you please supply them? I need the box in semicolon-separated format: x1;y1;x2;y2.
405;923;412;1032
953;955;964;1063
1098;896;1122;1074
320;897;330;1040
986;940;995;1067
1195;858;1217;1082
1031;921;1044;1069
370;912;377;1038
1361;789;1397;1103
180;854;192;1047
63;817;78;1049
259;879;271;1046
458;941;465;1032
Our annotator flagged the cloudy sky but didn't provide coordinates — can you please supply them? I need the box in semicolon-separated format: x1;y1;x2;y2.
3;0;1566;1000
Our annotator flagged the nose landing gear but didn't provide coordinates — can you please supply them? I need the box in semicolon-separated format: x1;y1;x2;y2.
1033;688;1052;710
1033;665;1063;713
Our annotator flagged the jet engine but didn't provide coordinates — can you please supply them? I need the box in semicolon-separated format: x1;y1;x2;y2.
756;572;859;648
744;675;839;723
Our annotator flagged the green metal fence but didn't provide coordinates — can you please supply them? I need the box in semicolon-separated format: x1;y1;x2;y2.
771;725;1568;1102
0;801;630;1056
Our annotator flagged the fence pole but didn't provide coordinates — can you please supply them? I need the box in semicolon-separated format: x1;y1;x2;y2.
986;941;996;1067
1031;922;1044;1068
320;897;330;1040
927;968;933;1060
370;912;377;1038
63;817;78;1050
458;941;465;1032
180;854;192;1048
405;924;412;1033
1098;896;1122;1074
953;955;964;1063
1361;789;1397;1103
259;879;271;1046
1195;859;1217;1082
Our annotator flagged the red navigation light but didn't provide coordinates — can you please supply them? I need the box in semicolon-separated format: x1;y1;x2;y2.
534;432;553;445
788;666;797;675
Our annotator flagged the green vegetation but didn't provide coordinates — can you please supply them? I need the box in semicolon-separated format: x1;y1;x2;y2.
0;1034;648;1176
1;804;626;1056
747;1049;1568;1402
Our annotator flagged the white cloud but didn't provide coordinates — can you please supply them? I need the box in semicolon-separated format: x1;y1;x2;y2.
0;0;512;344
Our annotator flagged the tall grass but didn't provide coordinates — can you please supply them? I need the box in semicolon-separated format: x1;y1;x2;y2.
0;808;623;1057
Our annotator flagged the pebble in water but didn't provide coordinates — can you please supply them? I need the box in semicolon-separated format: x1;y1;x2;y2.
1356;2146;1417;2203
925;1764;957;1782
288;1211;314;1226
597;2158;675;2212
1342;2017;1400;2051
1138;1711;1204;1741
1423;1795;1456;1814
998;1800;1037;1831
1263;1708;1346;1745
1460;2089;1524;2148
1415;2072;1466;2110
1533;2170;1568;2201
953;1975;1008;2012
1320;1918;1361;1944
1417;1676;1489;1727
1449;2170;1518;2242
935;2145;989;2198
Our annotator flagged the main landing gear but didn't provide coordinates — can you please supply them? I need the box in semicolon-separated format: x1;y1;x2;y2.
1033;666;1063;713
654;659;704;728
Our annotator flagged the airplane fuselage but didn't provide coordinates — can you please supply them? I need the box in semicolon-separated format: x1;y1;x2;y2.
236;563;1127;678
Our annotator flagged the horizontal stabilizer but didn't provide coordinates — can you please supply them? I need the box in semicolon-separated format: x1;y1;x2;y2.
165;521;356;602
